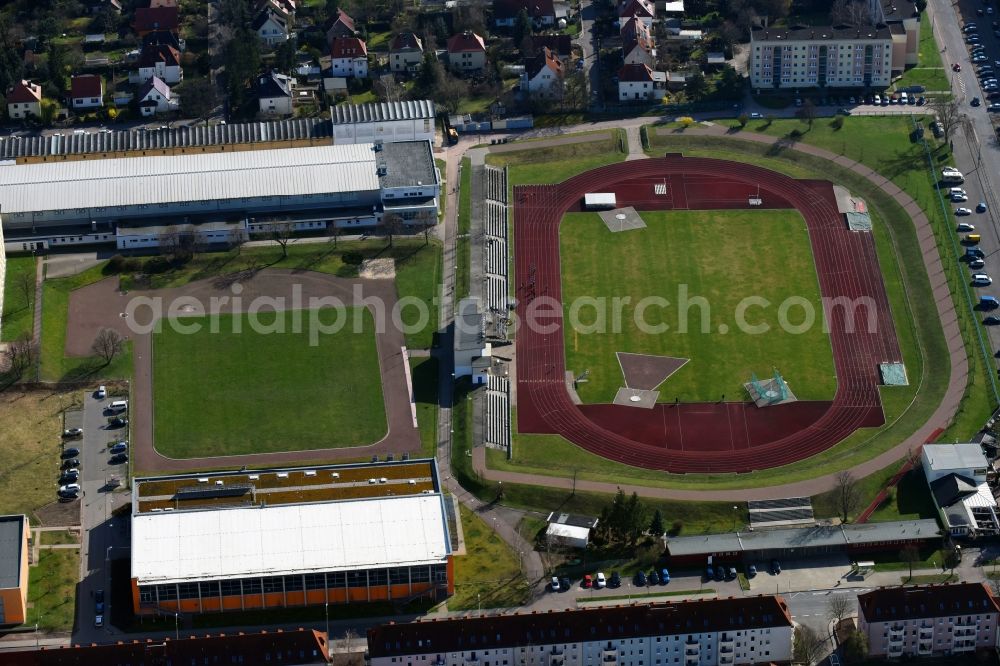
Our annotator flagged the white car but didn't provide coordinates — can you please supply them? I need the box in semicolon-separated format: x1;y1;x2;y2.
94;614;103;628
958;223;976;232
973;273;993;286
59;483;81;493
95;385;106;399
596;572;607;589
950;187;968;196
952;193;969;202
956;207;973;216
874;94;882;104
551;576;561;592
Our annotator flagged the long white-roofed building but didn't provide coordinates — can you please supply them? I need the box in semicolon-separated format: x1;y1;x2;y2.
0;139;440;252
130;459;454;616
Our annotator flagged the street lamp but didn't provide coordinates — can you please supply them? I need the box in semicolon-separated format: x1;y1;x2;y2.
732;505;739;531
325;602;329;641
174;612;179;641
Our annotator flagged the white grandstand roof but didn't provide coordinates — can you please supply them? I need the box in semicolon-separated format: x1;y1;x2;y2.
923;443;988;472
0;143;381;214
131;494;451;585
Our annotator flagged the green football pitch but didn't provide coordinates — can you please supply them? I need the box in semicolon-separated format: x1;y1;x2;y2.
152;308;387;457
560;209;837;403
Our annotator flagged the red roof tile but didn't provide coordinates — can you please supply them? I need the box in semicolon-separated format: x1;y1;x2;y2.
330;37;368;59
390;32;423;52
7;80;41;104
132;6;179;32
447;32;486;53
70;74;103;99
859;583;1000;623
368;598;793;658
138;43;181;68
618;63;656;81
3;629;330;665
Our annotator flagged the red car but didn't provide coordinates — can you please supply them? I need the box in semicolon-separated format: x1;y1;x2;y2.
953;63;962;71
582;574;593;588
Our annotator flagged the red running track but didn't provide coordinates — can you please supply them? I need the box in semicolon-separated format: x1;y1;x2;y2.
513;156;901;473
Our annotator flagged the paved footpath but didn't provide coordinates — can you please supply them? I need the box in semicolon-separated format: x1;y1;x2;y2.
470;124;968;501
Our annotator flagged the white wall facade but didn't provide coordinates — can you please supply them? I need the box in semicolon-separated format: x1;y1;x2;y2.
8;100;40;119
259;95;293;116
331;56;369;78
860;613;998;659
131;62;183;84
749;37;892;90
619;79;664;100
371;627;792;666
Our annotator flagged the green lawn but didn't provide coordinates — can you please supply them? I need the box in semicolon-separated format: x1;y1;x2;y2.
487;125;946;494
40;262;133;382
2;255;36;342
561;210;835;403
894;17;948;92
26;548;78;631
450;505;531;610
459;157;472;234
411;357;439;458
152;309;387;457
38;530;79;545
485;130;628;185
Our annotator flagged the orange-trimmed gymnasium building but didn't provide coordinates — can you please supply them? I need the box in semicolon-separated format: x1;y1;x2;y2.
130;459;454;616
0;514;30;626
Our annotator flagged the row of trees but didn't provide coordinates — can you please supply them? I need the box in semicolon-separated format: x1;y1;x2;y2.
592;489;667;547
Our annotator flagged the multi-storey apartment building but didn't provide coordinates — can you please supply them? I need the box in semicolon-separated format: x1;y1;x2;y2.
858;583;1000;659
368;597;794;666
748;25;892;91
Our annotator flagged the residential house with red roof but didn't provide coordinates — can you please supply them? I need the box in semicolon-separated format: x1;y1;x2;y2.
523;46;563;99
6;80;42;120
618;0;655;28
618;63;665;101
447;32;487;73
70;74;104;109
130;43;183;84
325;8;356;42
390;32;424;73
527;34;572;62
494;0;556;27
330;37;368;78
132;6;180;35
368;597;794;666
621;17;655;68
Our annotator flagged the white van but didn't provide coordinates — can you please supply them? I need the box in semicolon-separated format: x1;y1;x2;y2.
900;92;909;104
108;400;128;413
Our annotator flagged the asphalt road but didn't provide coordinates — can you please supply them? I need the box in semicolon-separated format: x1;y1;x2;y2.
73;390;131;645
936;0;1000;371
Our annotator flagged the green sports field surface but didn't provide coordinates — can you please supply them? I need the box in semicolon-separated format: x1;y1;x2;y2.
560;209;836;403
153;308;387;457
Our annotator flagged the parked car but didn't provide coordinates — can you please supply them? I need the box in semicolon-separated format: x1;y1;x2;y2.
771;559;782;574
94;614;103;628
61;458;80;470
973;274;994;286
60;448;80;459
660;568;670;584
970;258;987;269
956;207;974;216
985;316;1000;325
648;570;659;586
550;576;561;591
958;223;976;232
108;417;128;427
110;441;128;454
109;453;129;464
989;103;1000;112
62;428;82;438
559;577;570;592
714;566;725;581
59;483;81;493
728;567;737;580
59;471;79;484
609;571;621;588
95;589;105;614
582;574;593;588
596;572;607;589
953;193;969;202
95;385;106;399
748;564;758;577
705;565;714;581
635;570;647;586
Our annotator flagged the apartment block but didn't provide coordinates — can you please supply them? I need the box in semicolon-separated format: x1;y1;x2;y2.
858;583;1000;659
748;26;892;91
368;597;794;666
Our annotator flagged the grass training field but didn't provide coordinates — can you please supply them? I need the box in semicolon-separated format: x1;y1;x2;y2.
152;308;387;457
560;209;836;403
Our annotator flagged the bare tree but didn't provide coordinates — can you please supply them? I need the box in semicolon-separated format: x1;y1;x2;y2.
830;0;871;25
16;268;33;308
828;593;852;624
792;625;825;665
3;334;37;379
930;98;963;145
91;328;125;366
264;222;295;259
796;99;817;128
835;470;861;523
159;232;197;264
374;73;404;103
383;213;405;248
900;544;921;580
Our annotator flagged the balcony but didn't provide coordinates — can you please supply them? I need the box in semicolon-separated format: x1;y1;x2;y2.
954;641;976;653
719;655;734;665
917;642;933;655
